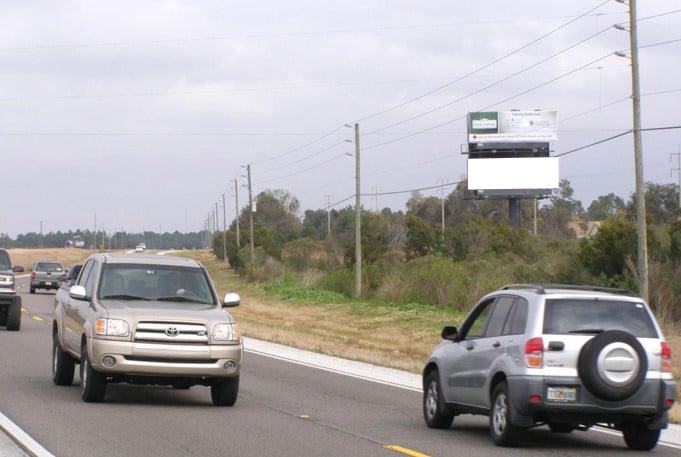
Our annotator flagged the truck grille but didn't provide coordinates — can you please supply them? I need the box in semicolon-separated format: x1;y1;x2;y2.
134;322;208;344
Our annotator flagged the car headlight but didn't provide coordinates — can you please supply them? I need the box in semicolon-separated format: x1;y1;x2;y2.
0;275;13;286
213;323;240;341
94;318;130;337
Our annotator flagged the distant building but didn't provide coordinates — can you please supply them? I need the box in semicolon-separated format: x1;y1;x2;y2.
568;220;602;239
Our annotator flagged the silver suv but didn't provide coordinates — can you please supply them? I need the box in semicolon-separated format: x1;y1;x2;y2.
52;253;243;406
422;284;677;450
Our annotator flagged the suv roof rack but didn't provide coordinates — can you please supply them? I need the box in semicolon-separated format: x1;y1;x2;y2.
501;284;637;297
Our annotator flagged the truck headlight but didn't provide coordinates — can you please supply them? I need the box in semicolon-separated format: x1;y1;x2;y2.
0;275;13;288
95;318;130;337
213;323;240;341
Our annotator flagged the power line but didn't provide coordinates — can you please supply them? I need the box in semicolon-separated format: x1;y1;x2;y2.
0;12;624;52
354;0;612;125
556;125;681;158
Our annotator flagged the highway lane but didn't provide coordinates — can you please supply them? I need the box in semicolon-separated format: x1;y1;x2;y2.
1;277;678;457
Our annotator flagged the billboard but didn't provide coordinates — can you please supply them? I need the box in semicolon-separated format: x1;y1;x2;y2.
467;157;559;191
468;111;557;143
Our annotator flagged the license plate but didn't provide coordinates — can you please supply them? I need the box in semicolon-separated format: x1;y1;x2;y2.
547;386;577;403
45;282;52;286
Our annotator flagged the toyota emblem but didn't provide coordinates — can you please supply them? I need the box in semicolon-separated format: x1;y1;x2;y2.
165;327;180;337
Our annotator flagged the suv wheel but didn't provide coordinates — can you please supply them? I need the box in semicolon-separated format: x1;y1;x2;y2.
490;382;523;447
577;330;647;401
52;331;75;385
210;376;239;406
622;424;660;451
5;297;21;331
423;370;454;429
80;346;107;402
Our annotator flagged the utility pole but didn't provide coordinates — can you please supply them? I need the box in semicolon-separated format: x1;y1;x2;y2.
94;213;97;251
214;203;219;233
671;148;681;210
626;0;649;303
39;220;43;248
247;164;255;265
353;123;361;298
437;178;447;236
234;178;240;248
222;193;227;262
372;187;382;212
324;195;333;239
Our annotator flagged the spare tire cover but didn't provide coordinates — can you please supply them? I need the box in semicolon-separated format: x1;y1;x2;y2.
577;330;647;401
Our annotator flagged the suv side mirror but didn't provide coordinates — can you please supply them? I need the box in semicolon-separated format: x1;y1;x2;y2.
222;292;240;308
441;326;459;341
69;285;88;300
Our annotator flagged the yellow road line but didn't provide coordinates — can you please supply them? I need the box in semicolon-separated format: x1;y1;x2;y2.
384;445;431;457
31;316;44;322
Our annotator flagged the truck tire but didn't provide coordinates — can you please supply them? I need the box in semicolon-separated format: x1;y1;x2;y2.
5;296;21;331
623;424;660;450
52;331;75;386
80;346;107;402
211;376;239;406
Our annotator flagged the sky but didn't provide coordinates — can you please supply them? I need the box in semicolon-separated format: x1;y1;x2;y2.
1;0;680;237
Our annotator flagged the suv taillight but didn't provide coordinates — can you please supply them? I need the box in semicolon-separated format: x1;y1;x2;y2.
661;342;672;373
525;337;544;368
30;272;36;281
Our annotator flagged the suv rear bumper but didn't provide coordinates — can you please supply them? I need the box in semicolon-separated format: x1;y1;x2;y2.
508;376;676;428
31;280;62;290
89;338;243;378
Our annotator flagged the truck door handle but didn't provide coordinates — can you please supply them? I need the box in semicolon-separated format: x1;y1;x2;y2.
492;341;501;348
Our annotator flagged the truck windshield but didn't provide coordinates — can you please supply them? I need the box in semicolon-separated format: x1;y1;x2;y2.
0;251;10;270
99;263;214;304
543;299;658;338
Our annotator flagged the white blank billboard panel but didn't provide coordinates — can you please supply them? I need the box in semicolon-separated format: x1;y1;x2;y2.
467;157;559;190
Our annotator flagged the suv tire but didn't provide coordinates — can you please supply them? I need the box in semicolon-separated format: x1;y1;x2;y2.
423;370;454;429
52;332;75;386
622;424;660;450
490;382;523;447
577;330;647;401
5;297;21;331
80;346;107;402
211;376;239;406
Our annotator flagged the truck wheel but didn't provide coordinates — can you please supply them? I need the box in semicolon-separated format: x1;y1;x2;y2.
623;424;660;450
80;346;107;402
211;376;239;406
5;297;21;331
29;287;35;294
423;370;454;429
52;331;75;385
490;382;523;447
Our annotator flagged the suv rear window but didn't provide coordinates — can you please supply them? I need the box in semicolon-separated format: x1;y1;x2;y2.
543;298;657;338
36;262;64;272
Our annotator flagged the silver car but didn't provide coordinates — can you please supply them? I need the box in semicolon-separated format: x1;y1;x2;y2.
423;284;676;450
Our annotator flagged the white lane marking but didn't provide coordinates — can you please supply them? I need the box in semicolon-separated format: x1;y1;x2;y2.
0;412;55;457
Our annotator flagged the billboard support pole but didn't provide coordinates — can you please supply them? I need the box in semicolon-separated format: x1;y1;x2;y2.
509;198;519;227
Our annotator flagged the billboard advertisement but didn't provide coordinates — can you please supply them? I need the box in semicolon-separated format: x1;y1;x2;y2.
468;111;557;142
467;157;559;191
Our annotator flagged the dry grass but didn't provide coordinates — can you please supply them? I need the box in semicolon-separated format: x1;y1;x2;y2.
7;248;98;270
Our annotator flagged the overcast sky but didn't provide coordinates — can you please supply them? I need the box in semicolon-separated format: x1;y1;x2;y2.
2;0;680;237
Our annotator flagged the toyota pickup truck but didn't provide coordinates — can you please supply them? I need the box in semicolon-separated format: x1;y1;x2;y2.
0;248;21;331
52;253;242;406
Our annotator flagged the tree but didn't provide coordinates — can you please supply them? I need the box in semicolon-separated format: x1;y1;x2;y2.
577;213;637;284
539;179;584;237
627;182;679;225
405;213;438;258
586;193;625;220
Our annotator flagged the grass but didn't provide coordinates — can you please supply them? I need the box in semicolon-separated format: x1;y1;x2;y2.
7;248;98;270
10;248;681;422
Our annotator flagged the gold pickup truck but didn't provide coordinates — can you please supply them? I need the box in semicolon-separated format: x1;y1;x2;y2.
52;253;242;406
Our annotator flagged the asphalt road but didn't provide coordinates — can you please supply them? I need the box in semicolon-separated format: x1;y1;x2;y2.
1;277;678;457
